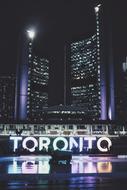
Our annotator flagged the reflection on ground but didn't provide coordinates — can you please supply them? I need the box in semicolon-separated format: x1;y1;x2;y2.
0;155;127;174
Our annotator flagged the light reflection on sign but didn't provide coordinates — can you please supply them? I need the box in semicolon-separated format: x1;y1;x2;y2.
22;161;38;174
7;156;113;174
97;162;112;173
71;161;112;174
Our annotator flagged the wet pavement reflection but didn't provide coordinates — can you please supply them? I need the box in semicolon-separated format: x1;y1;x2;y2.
0;155;127;174
0;156;127;189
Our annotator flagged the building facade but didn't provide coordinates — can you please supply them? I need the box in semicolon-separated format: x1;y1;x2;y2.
15;2;115;122
26;55;49;121
15;30;49;121
70;35;101;120
65;3;115;121
0;75;15;121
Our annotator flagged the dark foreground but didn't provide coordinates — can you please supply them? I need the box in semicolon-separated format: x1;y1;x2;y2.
1;175;127;190
0;155;127;189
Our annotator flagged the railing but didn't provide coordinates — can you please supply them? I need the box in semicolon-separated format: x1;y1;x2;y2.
0;124;127;137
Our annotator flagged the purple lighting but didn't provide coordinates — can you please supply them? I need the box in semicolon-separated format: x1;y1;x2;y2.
15;31;30;121
100;85;107;120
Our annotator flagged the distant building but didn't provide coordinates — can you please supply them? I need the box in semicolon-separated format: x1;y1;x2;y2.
15;30;49;121
116;57;127;121
122;57;127;120
0;75;15;121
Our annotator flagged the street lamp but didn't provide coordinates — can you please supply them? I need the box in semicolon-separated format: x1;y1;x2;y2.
27;29;35;40
94;4;101;13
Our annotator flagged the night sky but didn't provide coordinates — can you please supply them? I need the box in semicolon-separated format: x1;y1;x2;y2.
0;0;127;75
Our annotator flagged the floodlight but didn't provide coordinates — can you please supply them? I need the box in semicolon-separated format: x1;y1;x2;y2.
27;30;35;39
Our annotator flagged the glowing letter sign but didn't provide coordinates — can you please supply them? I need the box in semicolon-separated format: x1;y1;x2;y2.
69;137;79;151
10;136;112;153
22;137;38;152
39;137;51;151
84;137;96;149
10;136;22;151
97;137;112;152
53;137;68;150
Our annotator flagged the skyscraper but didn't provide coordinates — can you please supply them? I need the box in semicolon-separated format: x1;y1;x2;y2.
65;3;115;121
26;55;49;121
15;29;49;121
70;35;101;120
0;75;15;121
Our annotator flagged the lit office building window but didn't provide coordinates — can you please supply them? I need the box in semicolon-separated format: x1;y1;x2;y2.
70;34;101;119
27;55;49;120
15;30;50;121
0;75;15;120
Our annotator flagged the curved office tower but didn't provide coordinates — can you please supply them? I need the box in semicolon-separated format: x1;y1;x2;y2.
15;30;49;121
65;3;115;121
70;35;101;120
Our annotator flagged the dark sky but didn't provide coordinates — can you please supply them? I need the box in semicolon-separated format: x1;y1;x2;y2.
0;0;127;75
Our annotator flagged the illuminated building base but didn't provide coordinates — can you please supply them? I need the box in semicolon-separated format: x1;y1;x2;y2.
10;136;112;153
0;123;127;155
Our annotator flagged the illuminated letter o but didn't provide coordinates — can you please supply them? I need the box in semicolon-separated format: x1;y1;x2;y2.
22;137;38;152
53;137;68;150
97;137;112;152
